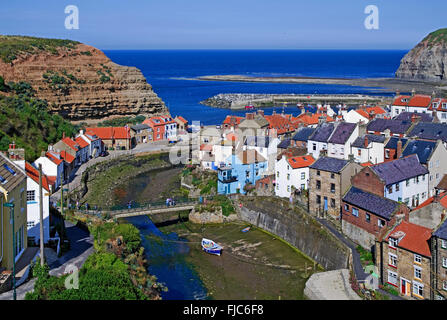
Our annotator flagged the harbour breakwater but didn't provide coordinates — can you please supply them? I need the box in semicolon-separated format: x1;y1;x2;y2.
236;196;351;270
200;93;391;109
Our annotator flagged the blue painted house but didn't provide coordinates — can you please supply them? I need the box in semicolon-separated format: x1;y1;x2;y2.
218;150;267;195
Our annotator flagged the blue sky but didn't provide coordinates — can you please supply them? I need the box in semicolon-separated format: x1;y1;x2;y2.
0;0;445;50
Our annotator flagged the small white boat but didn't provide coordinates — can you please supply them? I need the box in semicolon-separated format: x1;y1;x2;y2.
201;238;222;256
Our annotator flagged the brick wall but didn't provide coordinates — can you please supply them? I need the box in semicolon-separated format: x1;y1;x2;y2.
380;241;431;300
351;166;384;197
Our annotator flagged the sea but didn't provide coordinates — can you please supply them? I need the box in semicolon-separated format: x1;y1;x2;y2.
103;50;407;125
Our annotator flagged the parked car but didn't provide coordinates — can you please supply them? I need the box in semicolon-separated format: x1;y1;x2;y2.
100;150;109;157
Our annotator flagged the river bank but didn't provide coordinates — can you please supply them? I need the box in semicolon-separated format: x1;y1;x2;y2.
157;220;321;300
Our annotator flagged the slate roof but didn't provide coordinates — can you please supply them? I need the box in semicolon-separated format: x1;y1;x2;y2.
401;140;436;165
407;122;447;142
308;122;335;143
309;156;348;173
328;122;357;145
351;134;386;148
385;137;408;149
433;218;447;240
371;154;428;185
277;139;291;149
130;123;150;131
0;152;26;193
292;127;315;142
394;112;433;123
367;118;412;135
343;186;399;220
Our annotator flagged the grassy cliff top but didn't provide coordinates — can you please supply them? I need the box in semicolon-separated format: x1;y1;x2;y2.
0;35;80;63
422;28;447;45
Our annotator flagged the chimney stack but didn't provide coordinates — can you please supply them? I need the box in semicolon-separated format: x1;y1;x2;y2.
411;114;421;123
397;139;403;159
364;136;369;148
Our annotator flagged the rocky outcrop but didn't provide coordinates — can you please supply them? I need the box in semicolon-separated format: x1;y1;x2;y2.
0;36;167;121
396;28;447;82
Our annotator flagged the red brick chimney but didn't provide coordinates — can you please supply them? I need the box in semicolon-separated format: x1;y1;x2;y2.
411;114;421;123
397;139;403;159
364;136;369;148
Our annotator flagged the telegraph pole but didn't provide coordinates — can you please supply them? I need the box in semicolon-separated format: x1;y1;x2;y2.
38;164;45;266
61;178;64;218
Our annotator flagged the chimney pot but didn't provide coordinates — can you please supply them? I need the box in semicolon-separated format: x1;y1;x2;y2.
397;139;403;159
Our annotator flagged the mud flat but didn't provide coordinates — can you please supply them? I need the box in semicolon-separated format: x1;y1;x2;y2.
195;74;446;94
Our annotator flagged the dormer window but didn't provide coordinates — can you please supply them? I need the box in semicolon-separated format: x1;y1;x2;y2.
443;103;447;109
389;237;398;248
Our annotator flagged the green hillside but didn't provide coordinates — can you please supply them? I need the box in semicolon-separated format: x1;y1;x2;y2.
0;35;80;63
0;76;79;161
423;28;447;46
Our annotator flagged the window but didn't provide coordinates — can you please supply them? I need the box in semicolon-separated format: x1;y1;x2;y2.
378;219;385;228
443;257;447;268
330;198;335;208
277;171;280;178
387;185;393;194
316;180;321;190
365;213;370;223
413;282;424;297
389;253;397;267
388;270;398;286
414;254;422;264
395;183;399;192
442;240;447;249
301;184;305;190
313;143;317;151
404;198;410;205
344;204;350;212
358;149;362;156
317;170;320;176
301;172;305;180
287;173;290;181
385;149;390;159
331;173;335;179
316;195;321;204
330;183;335;193
26;190;35;202
27;221;35;228
389;238;398;248
443;281;447;291
406;179;410;187
352;208;359;217
287;185;290;192
414;266;422;280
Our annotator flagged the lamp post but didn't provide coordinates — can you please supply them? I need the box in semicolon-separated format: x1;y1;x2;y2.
3;202;16;300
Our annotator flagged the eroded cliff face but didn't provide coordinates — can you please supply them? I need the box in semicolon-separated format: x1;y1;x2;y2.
396;29;447;82
0;42;167;121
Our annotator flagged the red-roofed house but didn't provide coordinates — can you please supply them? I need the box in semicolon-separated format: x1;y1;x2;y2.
60;150;76;181
391;94;433;118
376;220;433;299
429;98;447;123
264;113;296;137
222;115;244;130
54;136;82;166
24;162;50;244
33;150;64;190
174;116;188;133
85;127;131;150
77;130;103;159
143;115;177;141
292;112;334;128
75;136;90;164
344;106;387;124
275;154;315;198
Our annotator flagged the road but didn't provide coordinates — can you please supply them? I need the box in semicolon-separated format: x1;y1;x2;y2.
0;220;94;300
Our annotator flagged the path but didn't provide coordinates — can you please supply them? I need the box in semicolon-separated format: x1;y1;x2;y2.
51;141;171;202
316;217;403;300
0;220;94;300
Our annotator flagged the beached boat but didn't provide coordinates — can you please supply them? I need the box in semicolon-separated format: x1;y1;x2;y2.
201;238;222;256
241;227;250;233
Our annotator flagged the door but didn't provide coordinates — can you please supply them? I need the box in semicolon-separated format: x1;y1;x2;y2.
401;279;406;295
324;197;328;211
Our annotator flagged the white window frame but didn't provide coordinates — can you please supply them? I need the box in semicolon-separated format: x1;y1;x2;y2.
352;207;359;217
414;266;422;280
389;238;398;248
442;240;447;249
414;254;422;264
413;281;424;297
389;253;397;267
387;270;398;286
443;257;447;268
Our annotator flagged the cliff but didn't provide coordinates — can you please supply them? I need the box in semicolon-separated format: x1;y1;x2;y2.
0;35;167;121
396;28;447;82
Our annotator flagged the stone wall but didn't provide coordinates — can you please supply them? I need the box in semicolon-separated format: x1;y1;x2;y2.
189;207;238;224
237;197;351;270
341;220;376;250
